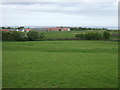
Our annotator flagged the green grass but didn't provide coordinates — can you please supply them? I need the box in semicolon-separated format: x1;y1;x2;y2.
3;41;118;88
39;30;119;39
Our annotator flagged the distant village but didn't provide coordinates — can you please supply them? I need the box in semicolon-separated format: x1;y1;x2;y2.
1;27;71;32
1;26;109;32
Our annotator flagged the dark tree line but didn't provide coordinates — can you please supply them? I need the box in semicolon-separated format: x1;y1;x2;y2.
1;26;26;29
70;27;107;31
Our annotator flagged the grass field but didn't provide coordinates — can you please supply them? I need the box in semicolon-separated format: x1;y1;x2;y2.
3;40;118;88
39;30;119;40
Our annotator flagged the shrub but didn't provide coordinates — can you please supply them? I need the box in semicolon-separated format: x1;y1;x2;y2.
75;33;85;39
75;32;102;40
2;31;13;41
27;31;40;41
103;31;111;40
2;31;28;41
84;33;94;40
19;33;28;41
93;33;103;40
2;31;45;41
39;33;45;40
84;32;102;40
12;31;28;41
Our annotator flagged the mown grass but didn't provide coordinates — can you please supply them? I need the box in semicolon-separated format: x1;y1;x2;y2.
2;41;118;88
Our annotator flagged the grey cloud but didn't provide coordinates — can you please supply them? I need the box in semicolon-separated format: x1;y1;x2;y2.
23;2;117;17
1;2;54;5
1;2;117;26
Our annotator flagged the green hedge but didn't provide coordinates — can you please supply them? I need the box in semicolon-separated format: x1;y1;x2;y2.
2;31;45;41
76;31;110;40
103;31;111;40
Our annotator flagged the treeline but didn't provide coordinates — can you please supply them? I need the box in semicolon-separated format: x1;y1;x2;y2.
2;31;45;41
70;27;107;31
1;26;28;29
76;31;111;40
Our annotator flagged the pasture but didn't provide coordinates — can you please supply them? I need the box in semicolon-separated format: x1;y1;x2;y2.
39;30;119;40
2;40;118;88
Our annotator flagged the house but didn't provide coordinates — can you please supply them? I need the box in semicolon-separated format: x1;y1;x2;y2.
31;28;48;31
18;28;30;32
19;29;25;32
25;29;30;32
47;27;70;31
31;27;70;31
63;28;70;31
2;27;70;32
2;29;9;31
2;28;30;32
16;29;19;31
9;29;18;31
47;28;60;31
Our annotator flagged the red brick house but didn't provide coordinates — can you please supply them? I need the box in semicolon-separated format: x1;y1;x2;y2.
25;29;30;32
2;29;9;31
47;27;70;31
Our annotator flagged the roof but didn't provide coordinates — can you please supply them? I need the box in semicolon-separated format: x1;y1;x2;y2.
2;29;9;31
47;28;60;31
9;29;18;31
32;28;48;31
18;29;25;31
47;28;70;31
63;28;70;30
25;29;30;31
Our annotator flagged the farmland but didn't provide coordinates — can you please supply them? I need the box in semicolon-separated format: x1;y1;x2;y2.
38;30;119;40
2;40;118;88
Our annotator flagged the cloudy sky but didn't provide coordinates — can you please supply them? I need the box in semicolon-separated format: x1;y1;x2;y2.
0;0;118;27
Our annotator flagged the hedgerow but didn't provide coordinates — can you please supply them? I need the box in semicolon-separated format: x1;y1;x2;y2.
2;31;45;41
76;31;110;40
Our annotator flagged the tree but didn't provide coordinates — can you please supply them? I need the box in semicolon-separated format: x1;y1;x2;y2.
2;31;13;41
12;31;27;41
84;32;102;40
2;31;27;41
103;31;111;40
75;32;102;40
27;31;40;41
75;33;85;39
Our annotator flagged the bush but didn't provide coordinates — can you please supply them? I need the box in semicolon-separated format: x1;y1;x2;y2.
75;33;85;39
85;32;102;40
103;31;111;40
39;33;45;40
84;33;94;40
2;31;13;41
19;33;28;41
76;32;102;40
2;31;45;41
12;31;28;41
27;31;41;41
2;31;27;41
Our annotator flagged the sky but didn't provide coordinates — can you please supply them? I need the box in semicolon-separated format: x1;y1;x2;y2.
0;0;119;27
